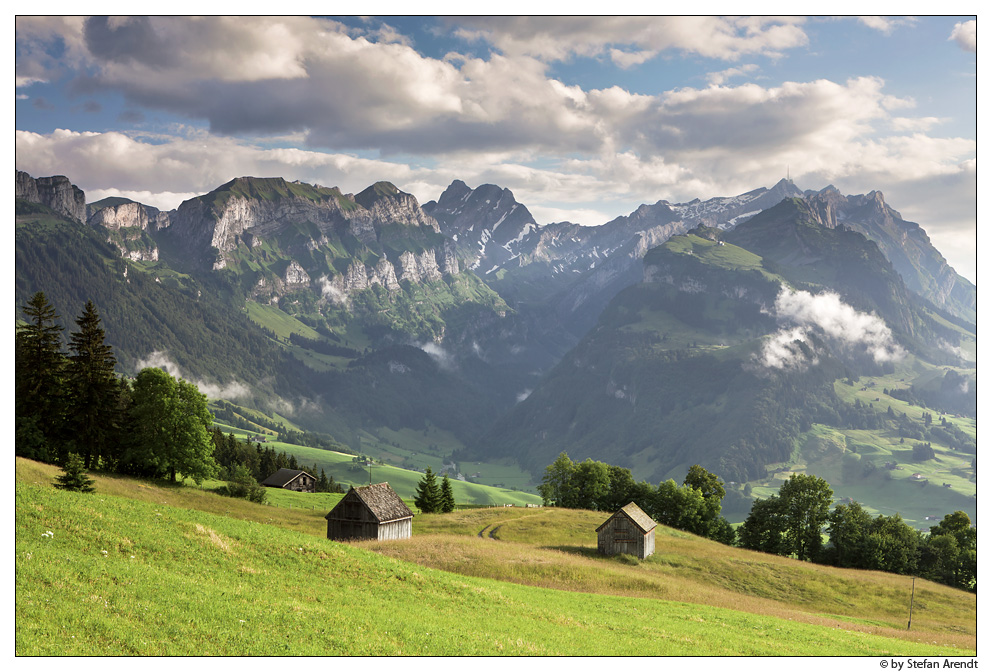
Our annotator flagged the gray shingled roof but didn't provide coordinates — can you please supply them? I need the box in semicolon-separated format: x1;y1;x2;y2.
326;482;413;523
595;501;657;534
260;468;312;488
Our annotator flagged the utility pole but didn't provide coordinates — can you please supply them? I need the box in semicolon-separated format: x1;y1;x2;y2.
908;576;916;629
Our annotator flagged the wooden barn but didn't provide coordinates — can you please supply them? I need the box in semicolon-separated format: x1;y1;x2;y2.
596;502;657;559
260;468;316;493
325;482;414;541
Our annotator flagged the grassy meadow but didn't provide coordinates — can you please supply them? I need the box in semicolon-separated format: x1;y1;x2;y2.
15;458;975;656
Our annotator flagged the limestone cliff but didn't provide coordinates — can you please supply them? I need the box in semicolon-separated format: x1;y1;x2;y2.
16;170;86;223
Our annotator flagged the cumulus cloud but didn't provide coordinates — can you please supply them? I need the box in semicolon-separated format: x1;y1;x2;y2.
950;20;976;52
13;16;976;279
757;287;905;370
136;350;251;401
453;16;808;62
857;16;916;34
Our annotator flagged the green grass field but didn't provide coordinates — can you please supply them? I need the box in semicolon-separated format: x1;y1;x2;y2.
15;458;975;656
211;422;542;506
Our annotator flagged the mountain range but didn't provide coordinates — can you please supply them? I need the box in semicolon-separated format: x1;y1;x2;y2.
14;169;976;511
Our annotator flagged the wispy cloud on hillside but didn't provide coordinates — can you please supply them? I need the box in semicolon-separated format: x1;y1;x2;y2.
136;350;251;401
757;286;905;370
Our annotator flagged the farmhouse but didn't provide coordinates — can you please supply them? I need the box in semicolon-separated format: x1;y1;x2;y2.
260;468;316;493
596;502;657;559
325;482;413;541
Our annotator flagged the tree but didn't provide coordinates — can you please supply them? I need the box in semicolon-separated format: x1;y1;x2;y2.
825;500;873;567
65;301;120;469
737;495;788;555
53;453;96;493
571;459;611;510
682;464;729;540
15;292;67;462
778;473;833;561
414;466;441;513
538;452;576;507
126;367;217;484
653;479;708;536
440;473;456;513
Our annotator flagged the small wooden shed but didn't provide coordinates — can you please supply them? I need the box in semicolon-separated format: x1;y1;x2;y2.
596;502;657;559
261;468;316;493
325;482;414;541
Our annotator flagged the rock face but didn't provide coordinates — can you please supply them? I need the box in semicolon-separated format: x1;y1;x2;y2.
424;180;538;272
16;170;86;222
802;187;976;323
87;199;171;262
164;176;457;303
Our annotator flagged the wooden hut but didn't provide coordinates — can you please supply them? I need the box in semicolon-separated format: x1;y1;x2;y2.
596;502;656;559
260;468;316;493
325;482;413;541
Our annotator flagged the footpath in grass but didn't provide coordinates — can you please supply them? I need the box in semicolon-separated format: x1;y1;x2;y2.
15;477;974;657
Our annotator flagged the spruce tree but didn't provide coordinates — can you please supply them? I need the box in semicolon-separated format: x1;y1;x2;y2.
66;301;120;469
54;453;96;493
440;473;456;513
414;466;441;513
15;292;67;462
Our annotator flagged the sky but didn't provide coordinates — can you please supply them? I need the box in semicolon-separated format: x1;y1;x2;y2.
14;14;978;282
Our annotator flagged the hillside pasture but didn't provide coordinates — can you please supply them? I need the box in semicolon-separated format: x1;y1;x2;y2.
15;460;974;656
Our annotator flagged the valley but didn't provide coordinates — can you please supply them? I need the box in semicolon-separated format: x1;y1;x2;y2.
15;170;976;534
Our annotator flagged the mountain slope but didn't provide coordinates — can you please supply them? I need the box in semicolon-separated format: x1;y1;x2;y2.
476;202;976;488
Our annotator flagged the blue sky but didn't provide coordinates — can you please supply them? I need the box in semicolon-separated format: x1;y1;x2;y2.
14;15;977;281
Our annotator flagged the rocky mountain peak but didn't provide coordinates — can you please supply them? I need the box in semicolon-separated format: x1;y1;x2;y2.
16;170;87;223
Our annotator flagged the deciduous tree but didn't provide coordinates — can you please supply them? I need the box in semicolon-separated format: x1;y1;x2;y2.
126;367;217;484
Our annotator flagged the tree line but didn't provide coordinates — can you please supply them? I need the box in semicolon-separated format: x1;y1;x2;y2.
15;291;337;502
538;452;976;592
16;292;217;483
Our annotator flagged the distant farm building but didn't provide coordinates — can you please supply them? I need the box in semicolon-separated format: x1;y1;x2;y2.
596;502;657;559
325;482;413;541
261;468;316;493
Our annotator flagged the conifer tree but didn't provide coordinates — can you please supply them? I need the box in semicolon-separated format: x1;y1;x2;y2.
440;473;456;513
414;466;441;513
66;301;120;469
54;453;96;493
15;292;67;462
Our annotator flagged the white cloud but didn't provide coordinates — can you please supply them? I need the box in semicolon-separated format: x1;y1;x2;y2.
705;64;759;86
950;20;977;53
759;326;817;370
773;287;905;364
135;350;251;401
857;16;916;35
453;16;808;62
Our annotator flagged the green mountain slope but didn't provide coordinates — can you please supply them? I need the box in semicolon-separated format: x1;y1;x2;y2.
476;208;976;521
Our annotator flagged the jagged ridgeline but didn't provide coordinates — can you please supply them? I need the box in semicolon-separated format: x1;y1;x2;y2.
15;170;976;501
14;172;519;445
477;200;976;485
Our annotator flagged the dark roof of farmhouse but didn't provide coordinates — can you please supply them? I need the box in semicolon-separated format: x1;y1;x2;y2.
595;502;657;534
326;482;414;523
260;468;313;487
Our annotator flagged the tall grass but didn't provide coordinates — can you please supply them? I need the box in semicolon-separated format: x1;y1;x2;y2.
15;459;975;656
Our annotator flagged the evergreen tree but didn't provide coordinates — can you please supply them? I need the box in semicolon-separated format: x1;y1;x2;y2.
440;473;456;513
66;301;120;469
15;291;67;462
414;466;441;513
54;453;96;493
